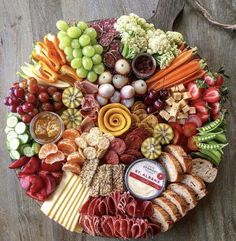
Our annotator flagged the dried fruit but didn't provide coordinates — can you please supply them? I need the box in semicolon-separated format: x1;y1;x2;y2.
141;137;162;159
62;87;83;108
153;123;174;145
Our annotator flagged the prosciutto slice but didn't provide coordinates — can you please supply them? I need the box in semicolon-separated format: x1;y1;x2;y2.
75;80;98;94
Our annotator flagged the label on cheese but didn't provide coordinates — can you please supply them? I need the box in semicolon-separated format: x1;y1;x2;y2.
125;159;166;200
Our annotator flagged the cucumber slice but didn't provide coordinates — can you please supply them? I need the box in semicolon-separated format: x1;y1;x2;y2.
9;138;21;150
7;131;18;141
23;145;34;157
10;150;21;160
32;142;41;154
15;122;27;135
7;116;19;128
5;126;13;134
18;133;30;144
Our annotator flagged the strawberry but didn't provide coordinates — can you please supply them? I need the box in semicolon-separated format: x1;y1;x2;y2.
191;99;208;114
9;156;30;169
215;74;224;86
187;82;203;100
183;122;197;137
204;73;215;86
203;87;221;103
197;112;209;124
169;122;183;134
210;102;220;116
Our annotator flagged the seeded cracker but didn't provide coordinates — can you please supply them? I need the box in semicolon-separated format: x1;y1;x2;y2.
80;158;100;187
112;164;125;192
99;165;113;196
83;146;97;159
90;127;102;136
89;172;100;197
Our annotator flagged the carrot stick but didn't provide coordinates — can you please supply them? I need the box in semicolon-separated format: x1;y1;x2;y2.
146;47;197;84
147;59;202;90
150;69;206;91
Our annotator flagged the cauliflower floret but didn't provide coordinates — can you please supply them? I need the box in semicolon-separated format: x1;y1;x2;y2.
166;31;184;45
155;52;176;69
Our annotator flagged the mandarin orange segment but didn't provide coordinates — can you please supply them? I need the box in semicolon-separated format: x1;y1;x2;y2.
57;139;77;156
62;128;80;141
62;163;81;175
45;151;65;164
38;143;58;159
67;151;85;164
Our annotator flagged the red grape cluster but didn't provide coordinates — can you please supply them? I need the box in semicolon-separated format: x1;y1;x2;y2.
4;78;64;123
144;89;169;114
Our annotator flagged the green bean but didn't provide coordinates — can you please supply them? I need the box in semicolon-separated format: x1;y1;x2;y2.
198;111;225;133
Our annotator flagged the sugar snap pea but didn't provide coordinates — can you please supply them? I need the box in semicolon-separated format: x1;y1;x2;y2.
197;142;228;150
214;133;227;144
194;132;219;142
198;111;225;133
199;149;222;165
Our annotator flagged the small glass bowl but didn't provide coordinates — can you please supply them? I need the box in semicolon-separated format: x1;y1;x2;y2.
132;53;156;79
30;111;64;145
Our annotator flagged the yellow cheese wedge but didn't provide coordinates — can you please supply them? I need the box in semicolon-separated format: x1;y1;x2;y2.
50;176;81;220
56;178;82;223
41;171;74;216
69;189;89;231
66;187;89;231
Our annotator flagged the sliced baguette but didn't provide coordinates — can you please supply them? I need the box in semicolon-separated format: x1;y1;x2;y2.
191;158;218;183
167;183;197;210
181;174;207;200
162;190;188;217
158;152;183;182
151;204;173;232
164;145;192;173
153;196;181;222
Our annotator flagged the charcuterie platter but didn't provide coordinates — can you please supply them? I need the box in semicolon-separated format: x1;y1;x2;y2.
4;13;228;239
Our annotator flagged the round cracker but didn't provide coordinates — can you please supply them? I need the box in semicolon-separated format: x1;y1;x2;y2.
83;146;97;159
75;137;87;149
142;114;158;128
97;136;110;150
85;133;99;146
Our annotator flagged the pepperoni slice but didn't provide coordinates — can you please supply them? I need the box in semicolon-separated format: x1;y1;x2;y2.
110;138;126;155
125;134;143;150
119;154;136;164
125;149;143;159
104;150;119;165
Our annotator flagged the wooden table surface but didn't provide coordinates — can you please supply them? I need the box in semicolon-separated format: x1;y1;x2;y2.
0;0;236;240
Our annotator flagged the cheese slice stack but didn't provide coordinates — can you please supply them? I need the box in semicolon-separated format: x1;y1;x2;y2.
41;171;90;233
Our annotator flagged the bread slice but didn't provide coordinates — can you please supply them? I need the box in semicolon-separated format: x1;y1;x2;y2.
162;190;188;217
151;204;173;232
191;158;218;183
153;196;181;222
167;183;197;210
181;174;207;200
158;152;183;182
164;145;192;173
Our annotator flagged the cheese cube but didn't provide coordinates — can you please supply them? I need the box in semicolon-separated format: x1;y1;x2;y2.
182;105;190;113
177;112;185;119
173;92;182;101
170;86;178;92
165;106;172;113
179;99;187;107
177;84;185;92
159;110;171;121
189;106;196;114
182;92;192;100
169;117;176;122
166;96;175;106
169;103;179;117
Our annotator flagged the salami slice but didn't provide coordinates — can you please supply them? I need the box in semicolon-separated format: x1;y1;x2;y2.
110;138;126;155
119;154;136;164
125;149;143;159
109;39;121;52
132;127;150;140
125;134;143;150
104;150;119;164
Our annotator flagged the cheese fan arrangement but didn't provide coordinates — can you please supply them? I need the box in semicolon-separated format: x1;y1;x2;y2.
4;14;228;238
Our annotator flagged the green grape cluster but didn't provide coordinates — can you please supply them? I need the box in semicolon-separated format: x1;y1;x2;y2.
56;20;105;82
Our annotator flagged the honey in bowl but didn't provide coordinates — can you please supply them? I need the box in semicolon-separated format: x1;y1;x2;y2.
30;111;64;144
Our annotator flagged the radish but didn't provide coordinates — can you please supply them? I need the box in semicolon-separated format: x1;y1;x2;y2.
187;82;203;100
115;59;131;75
121;97;135;108
98;83;115;98
110;91;121;103
203;87;221;103
185;114;202;128
96;94;109;106
98;71;113;84
120;85;135;99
